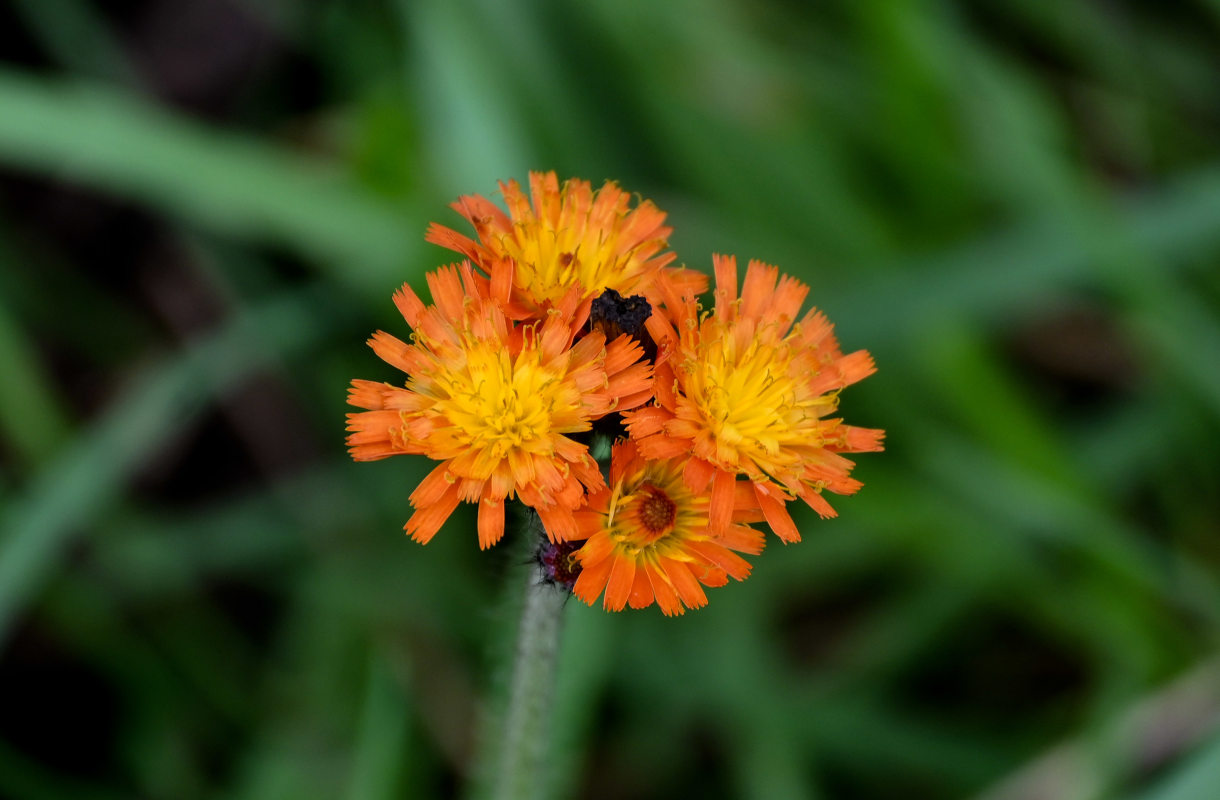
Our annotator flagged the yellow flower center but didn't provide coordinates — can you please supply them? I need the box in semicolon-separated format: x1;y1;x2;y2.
424;336;584;476
681;321;834;473
501;226;645;304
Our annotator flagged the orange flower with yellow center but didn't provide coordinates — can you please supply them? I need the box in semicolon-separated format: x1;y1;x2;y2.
570;441;764;615
425;171;705;318
625;255;884;542
346;262;653;547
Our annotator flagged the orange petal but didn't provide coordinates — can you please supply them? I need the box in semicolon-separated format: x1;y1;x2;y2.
536;504;578;542
797;308;842;358
755;482;801;543
627;567;655;610
368;331;422;375
623;406;669;438
458;477;486;502
644;313;679;357
572;511;603;541
718;523;767;555
576;532;616;568
616;387;655;412
404;481;461;544
809;350;876;395
411;461;455;506
346;410;404;445
477;499;505;549
569;453;606;494
732;480;765;522
606;362;652;402
392;281;426;328
832;425;886;453
572;556;613;606
491;258;514;307
661;267;708;301
426;265;466;323
662;558;708;610
795;483;838;519
763;272;810;333
346;443;399;461
604;555;637;611
712;254;738;321
604;334;646;376
709;468;736;533
645;564;684;616
635;434;689;460
347;379;389;410
538;315;571;362
739;260;779;322
425;222;481;263
488;463;514;501
653;363;679;410
686;541;752;582
692;564;729;588
683;457;716;493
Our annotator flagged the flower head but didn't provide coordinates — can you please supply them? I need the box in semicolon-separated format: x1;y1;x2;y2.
426;171;705;319
569;441;765;615
346;262;653;547
625;255;884;542
536;536;583;591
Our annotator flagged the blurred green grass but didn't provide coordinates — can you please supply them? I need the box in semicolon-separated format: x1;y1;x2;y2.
1;1;1219;799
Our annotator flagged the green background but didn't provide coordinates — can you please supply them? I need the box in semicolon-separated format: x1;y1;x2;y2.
1;1;1219;798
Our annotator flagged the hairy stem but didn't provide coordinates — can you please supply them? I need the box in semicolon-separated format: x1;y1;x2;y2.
490;545;567;800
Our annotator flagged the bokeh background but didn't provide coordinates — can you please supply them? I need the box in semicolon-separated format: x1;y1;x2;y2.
2;1;1220;799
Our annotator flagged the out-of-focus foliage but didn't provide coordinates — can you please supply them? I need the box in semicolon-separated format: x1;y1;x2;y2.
1;1;1219;799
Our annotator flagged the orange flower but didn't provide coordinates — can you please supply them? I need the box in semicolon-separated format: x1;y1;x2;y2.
425;171;705;319
569;441;765;615
625;255;884;543
346;262;653;548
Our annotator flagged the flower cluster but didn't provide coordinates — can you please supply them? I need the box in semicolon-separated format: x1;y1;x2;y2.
347;172;883;615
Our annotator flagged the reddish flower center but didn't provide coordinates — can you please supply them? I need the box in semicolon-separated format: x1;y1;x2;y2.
538;538;583;590
637;483;677;536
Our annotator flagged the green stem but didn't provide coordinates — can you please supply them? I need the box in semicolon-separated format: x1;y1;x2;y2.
491;545;567;800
